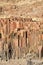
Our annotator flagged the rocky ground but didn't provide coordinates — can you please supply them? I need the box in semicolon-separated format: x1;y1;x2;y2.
0;0;43;20
0;58;43;65
0;59;27;65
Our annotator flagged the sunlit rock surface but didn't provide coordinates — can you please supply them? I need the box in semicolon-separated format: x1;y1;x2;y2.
0;0;43;65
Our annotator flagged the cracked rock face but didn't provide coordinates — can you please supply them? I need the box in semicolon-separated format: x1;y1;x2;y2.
0;0;43;55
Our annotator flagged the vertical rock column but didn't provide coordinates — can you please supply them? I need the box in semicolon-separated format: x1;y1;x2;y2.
16;22;19;29
23;31;27;47
8;19;10;34
15;38;18;59
6;19;8;35
38;45;42;59
22;31;27;56
18;35;21;58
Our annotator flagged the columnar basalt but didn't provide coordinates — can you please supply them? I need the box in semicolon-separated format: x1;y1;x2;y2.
0;16;43;59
